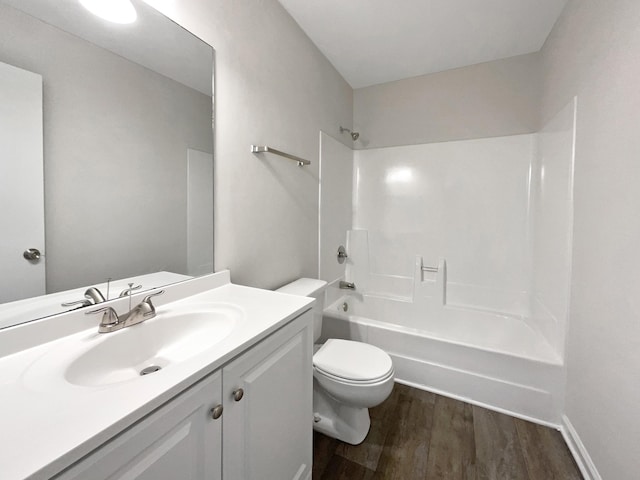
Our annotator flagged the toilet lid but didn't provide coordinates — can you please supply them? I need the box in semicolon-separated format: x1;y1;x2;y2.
313;339;393;382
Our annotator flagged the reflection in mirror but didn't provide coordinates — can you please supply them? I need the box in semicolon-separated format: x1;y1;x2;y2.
0;0;214;329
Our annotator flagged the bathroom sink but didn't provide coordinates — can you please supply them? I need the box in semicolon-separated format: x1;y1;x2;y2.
25;304;243;389
66;305;241;386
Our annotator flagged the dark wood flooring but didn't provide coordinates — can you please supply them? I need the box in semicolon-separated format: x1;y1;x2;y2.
313;383;582;479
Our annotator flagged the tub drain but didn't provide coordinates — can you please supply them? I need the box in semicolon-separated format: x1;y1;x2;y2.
140;365;162;376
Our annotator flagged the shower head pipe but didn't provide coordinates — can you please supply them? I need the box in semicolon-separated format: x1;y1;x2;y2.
339;126;359;141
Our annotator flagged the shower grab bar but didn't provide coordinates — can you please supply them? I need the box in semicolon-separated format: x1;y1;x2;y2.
251;145;310;167
421;265;438;273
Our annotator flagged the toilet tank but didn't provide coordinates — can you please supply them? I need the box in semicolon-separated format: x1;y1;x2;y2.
276;278;327;342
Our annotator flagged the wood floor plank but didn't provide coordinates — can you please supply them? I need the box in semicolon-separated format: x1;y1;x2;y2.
313;431;340;479
373;387;434;478
313;384;582;480
335;381;401;470
371;381;405;421
473;405;529;480
392;382;436;404
320;455;376;480
425;395;476;480
514;418;583;480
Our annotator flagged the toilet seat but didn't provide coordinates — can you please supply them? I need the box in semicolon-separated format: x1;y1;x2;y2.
313;339;393;383
314;365;394;385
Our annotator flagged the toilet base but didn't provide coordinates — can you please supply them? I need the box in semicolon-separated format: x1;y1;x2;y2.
312;382;371;445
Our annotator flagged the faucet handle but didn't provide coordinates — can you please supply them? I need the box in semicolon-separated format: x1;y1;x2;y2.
86;306;120;327
142;290;165;303
61;298;93;308
140;290;165;316
119;284;142;297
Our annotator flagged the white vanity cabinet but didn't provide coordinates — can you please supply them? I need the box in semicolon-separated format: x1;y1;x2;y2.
54;312;312;480
223;310;313;480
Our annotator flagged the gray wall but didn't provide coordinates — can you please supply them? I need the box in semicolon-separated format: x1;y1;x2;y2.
147;0;353;289
541;1;640;478
353;53;541;149
0;5;213;292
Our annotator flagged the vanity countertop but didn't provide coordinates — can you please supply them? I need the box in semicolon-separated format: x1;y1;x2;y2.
0;272;313;480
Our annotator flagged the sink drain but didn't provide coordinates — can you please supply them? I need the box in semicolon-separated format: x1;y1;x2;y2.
140;365;162;376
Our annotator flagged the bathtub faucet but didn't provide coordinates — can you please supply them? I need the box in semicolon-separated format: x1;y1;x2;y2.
339;281;356;290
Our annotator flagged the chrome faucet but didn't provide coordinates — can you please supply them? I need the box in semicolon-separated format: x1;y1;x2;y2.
87;290;165;334
339;281;356;290
61;287;107;309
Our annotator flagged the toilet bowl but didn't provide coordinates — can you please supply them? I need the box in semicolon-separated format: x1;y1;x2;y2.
276;278;395;445
312;339;395;444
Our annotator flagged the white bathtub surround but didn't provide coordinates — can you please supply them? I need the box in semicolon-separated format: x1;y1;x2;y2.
334;115;577;426
345;229;531;317
350;125;576;333
528;98;577;357
352;134;536;317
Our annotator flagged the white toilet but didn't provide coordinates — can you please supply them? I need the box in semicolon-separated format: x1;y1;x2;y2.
276;278;395;445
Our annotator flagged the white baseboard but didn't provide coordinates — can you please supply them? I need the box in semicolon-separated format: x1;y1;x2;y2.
561;415;602;480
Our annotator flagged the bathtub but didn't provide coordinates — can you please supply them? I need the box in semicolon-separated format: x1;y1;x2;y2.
321;292;564;426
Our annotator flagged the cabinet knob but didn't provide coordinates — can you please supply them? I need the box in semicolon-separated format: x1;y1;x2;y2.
232;388;244;402
210;404;223;420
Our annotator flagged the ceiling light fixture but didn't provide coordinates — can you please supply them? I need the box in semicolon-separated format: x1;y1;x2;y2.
79;0;137;24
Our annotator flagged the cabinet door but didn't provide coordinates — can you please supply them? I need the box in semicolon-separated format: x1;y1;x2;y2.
223;312;313;480
56;371;222;480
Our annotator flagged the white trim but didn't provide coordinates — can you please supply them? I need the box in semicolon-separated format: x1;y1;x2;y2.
561;414;602;480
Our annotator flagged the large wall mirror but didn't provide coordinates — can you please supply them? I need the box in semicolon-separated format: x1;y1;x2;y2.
0;0;214;329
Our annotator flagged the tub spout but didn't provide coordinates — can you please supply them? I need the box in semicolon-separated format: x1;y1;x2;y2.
339;281;356;290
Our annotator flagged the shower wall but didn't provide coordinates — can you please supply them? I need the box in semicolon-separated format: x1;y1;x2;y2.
319;132;353;283
347;98;576;344
529;99;576;355
352;134;536;316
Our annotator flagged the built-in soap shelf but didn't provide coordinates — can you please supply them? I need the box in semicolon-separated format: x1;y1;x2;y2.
413;256;447;306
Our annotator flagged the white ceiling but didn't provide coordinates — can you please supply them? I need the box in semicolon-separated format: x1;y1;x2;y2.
278;0;567;88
